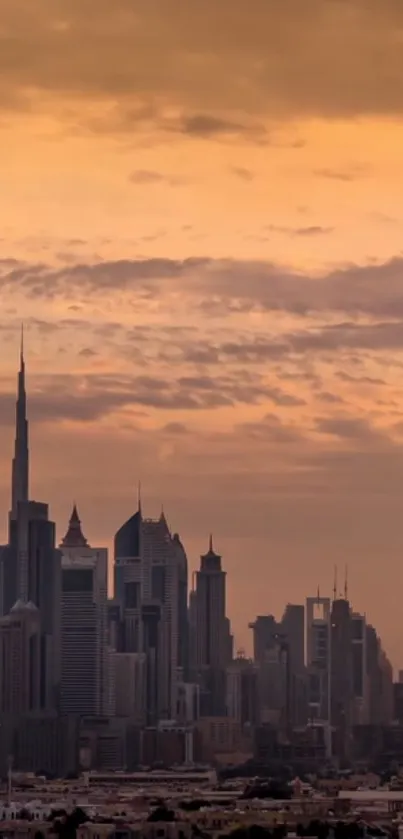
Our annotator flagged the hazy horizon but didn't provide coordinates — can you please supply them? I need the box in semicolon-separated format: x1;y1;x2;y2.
2;0;403;666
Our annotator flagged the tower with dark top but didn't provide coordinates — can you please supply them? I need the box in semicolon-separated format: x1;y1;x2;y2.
192;536;232;716
60;504;88;549
10;326;29;524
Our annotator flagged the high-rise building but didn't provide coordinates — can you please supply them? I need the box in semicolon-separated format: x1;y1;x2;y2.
366;623;393;725
226;655;259;727
2;334;30;615
176;681;200;724
256;636;290;731
378;647;394;724
107;598;123;652
114;504;189;723
249;614;278;665
114;652;146;721
10;327;29;524
59;506;109;716
172;532;189;681
249;606;307;731
1;340;61;711
188;587;197;680
306;596;331;755
330;597;353;761
141;600;161;725
0;600;41;714
280;603;307;727
192;536;232;716
141;512;183;720
281;604;305;675
114;504;142;652
4;501;61;710
351;612;368;724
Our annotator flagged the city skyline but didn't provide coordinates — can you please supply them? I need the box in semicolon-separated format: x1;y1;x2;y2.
0;340;396;670
0;338;395;769
3;1;403;666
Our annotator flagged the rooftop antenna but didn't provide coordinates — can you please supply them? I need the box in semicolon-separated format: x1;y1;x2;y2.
344;565;348;600
209;533;213;552
333;565;337;601
317;584;320;602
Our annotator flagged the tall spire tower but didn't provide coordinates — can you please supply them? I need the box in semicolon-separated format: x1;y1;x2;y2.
10;326;29;519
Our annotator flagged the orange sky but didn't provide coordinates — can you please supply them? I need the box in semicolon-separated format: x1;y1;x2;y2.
2;0;403;663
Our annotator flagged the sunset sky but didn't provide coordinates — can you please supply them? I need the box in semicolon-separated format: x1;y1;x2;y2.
2;0;403;662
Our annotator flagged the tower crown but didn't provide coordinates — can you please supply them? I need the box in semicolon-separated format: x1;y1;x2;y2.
200;534;222;571
60;504;89;548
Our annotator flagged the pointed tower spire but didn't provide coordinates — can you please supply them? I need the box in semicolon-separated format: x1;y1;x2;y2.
333;565;338;601
344;565;348;600
200;534;222;573
137;481;142;515
10;328;29;520
20;323;24;364
60;504;88;548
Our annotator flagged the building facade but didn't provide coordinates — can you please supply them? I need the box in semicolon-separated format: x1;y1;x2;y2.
306;596;332;755
114;506;142;653
226;656;259;727
114;651;147;721
114;505;189;723
141;513;182;721
59;506;109;716
191;537;232;716
0;600;41;714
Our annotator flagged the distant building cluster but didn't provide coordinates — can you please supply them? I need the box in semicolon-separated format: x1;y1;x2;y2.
0;342;400;776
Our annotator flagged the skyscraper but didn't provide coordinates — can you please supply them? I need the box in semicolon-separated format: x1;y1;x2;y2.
1;339;61;710
114;651;146;721
249;614;278;665
22;501;61;710
10;327;29;524
306;595;331;756
192;536;232;716
141;512;182;720
280;604;307;726
59;506;109;716
366;623;394;725
114;502;189;723
330;596;353;761
0;600;41;714
351;611;368;724
172;532;189;680
226;655;259;726
2;333;30;615
114;504;142;652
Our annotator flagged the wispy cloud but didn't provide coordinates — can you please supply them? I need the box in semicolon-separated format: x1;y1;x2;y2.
128;170;188;187
230;166;255;181
313;164;372;182
5;255;403;322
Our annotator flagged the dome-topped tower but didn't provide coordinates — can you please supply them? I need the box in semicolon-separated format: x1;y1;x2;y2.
60;504;88;548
